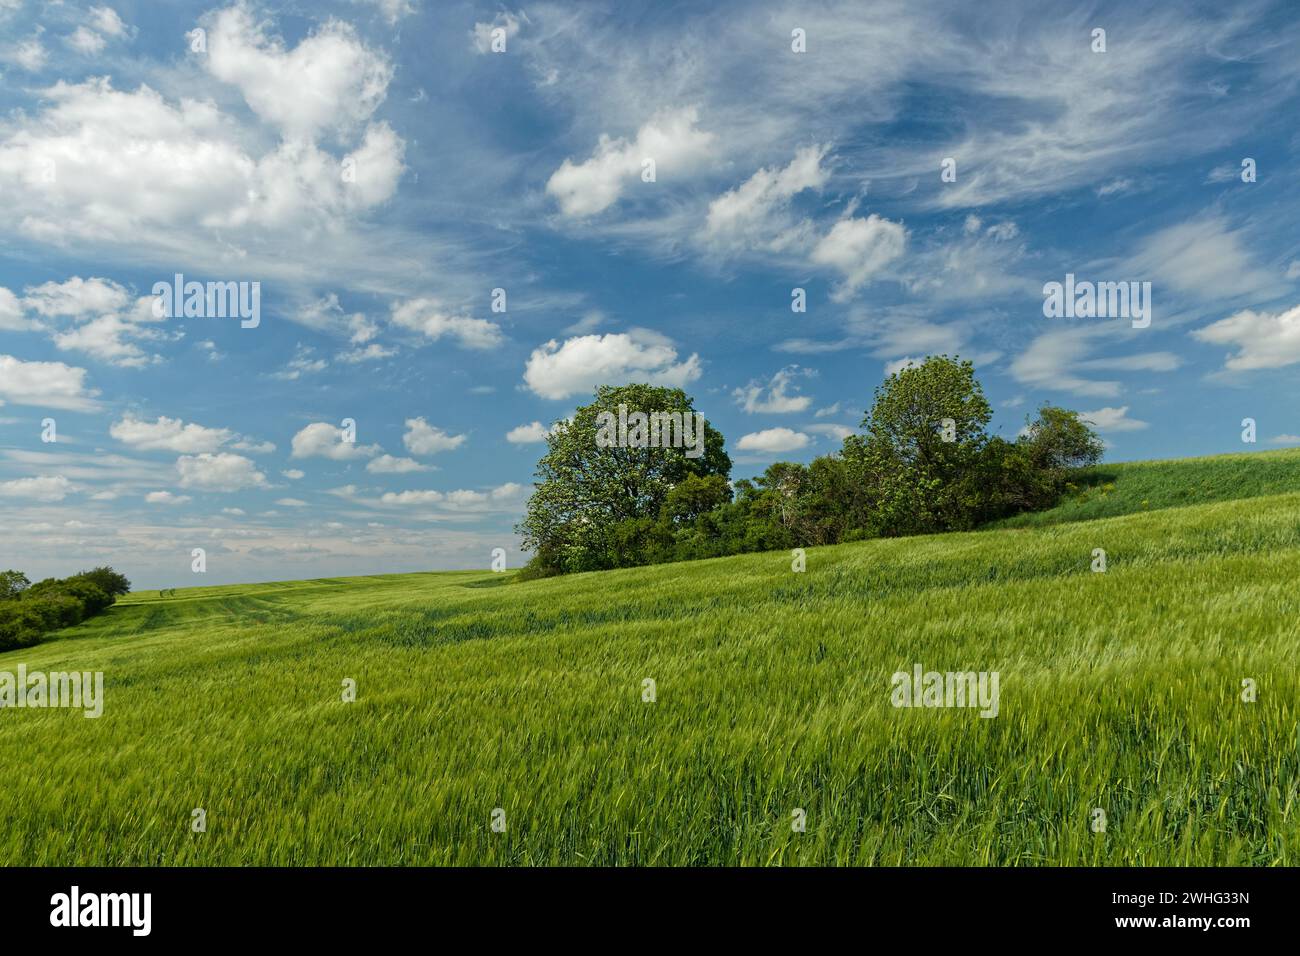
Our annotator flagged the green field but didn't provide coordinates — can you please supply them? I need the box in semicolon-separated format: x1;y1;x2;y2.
4;451;1300;865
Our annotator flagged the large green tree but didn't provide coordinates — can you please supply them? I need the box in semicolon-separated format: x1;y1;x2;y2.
517;383;731;573
842;355;993;534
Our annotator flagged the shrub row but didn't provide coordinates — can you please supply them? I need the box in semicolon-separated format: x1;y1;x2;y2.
0;567;131;651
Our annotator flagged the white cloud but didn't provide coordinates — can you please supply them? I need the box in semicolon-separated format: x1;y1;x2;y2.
546;107;715;217
703;144;829;252
338;343;396;363
366;454;430;473
506;421;551;443
403;417;466;455
1010;328;1180;398
883;356;922;377
146;489;191;504
290;422;379;460
811;214;907;301
66;27;106;55
377;482;526;510
735;428;810;454
176;452;269;492
1096;178;1134;197
389;298;503;350
806;423;853;440
1131;215;1280;302
0;288;34;331
0;355;99;410
275;497;308;507
6;39;47;72
145;490;191;505
0;78;404;247
0;475;71;502
271;345;328;380
356;0;415;25
23;277;131;318
51;313;162;368
205;4;393;139
89;7;128;38
732;367;812;413
111;415;233;453
1287;260;1300;281
1192;303;1300;372
523;329;702;400
1079;406;1149;432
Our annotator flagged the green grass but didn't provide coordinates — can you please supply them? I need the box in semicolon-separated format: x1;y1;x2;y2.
993;446;1300;528
3;468;1299;865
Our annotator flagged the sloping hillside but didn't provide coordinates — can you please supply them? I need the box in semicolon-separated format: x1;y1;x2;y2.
3;483;1298;865
993;446;1300;527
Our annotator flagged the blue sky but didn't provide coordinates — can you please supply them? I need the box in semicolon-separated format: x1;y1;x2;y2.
1;0;1298;587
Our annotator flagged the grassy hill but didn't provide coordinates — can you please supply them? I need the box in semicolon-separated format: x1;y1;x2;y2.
993;446;1300;527
3;452;1299;865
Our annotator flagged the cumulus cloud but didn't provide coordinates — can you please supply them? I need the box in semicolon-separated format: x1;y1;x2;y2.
546;107;714;217
0;77;404;247
811;214;907;301
205;4;392;139
505;421;551;443
377;482;526;510
883;356;922;377
5;39;47;72
1079;406;1149;432
111;415;233;453
366;453;430;473
1192;303;1300;372
0;355;99;410
0;288;35;331
145;490;191;505
0;475;72;502
290;422;379;460
22;276;131;318
735;427;810;454
703;144;829;252
523;329;702;400
402;418;466;455
176;452;269;491
389;298;503;349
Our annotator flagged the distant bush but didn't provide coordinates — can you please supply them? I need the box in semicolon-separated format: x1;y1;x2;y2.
0;565;129;652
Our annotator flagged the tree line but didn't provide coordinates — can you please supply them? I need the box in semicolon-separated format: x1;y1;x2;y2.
517;356;1103;577
0;567;131;651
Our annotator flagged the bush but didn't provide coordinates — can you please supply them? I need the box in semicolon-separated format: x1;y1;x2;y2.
0;565;128;652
